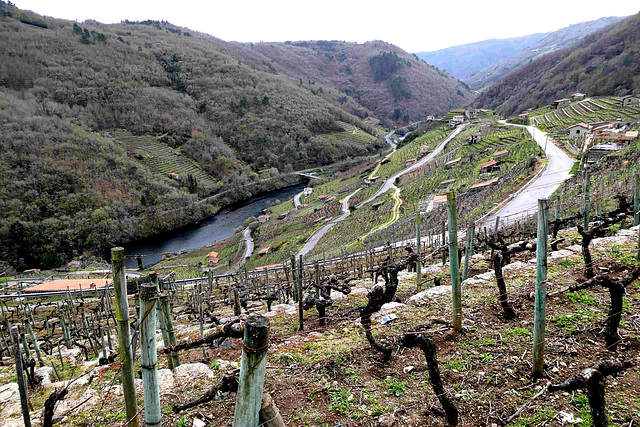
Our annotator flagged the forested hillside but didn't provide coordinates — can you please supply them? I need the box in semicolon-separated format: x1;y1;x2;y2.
415;33;550;81
465;16;624;90
0;2;385;270
473;12;640;117
239;40;475;126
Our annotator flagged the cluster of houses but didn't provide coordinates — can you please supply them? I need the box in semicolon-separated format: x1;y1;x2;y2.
568;119;639;156
447;109;479;127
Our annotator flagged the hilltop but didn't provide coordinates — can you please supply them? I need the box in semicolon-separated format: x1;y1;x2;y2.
238;40;475;126
472;12;640;117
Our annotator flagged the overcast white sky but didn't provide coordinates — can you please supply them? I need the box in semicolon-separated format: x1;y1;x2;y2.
13;0;640;52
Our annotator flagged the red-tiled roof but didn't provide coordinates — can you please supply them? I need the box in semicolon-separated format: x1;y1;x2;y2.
470;177;499;189
255;264;283;271
480;160;497;168
433;195;448;204
25;279;112;293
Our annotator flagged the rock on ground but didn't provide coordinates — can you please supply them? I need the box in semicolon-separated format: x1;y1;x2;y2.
0;383;21;419
173;363;215;385
407;286;452;306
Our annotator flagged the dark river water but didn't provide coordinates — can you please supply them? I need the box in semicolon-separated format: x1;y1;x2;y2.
124;183;306;269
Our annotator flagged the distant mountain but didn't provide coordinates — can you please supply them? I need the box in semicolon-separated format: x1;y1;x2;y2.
414;34;550;81
234;40;475;126
465;16;626;90
472;12;640;117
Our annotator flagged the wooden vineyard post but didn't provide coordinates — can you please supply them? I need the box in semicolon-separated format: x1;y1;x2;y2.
447;192;462;332
24;319;42;365
416;210;422;292
462;221;475;283
633;169;639;227
441;221;446;265
533;199;549;378
233;315;270;427
259;392;285;427
140;284;161;427
11;326;31;427
290;255;297;303
298;255;304;331
158;293;180;370
583;165;590;230
198;283;205;358
111;247;140;427
264;267;271;305
275;270;283;304
151;272;172;369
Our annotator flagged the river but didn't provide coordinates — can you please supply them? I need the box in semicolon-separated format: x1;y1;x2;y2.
124;183;306;269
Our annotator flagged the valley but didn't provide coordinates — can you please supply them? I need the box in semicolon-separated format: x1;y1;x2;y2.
1;2;640;427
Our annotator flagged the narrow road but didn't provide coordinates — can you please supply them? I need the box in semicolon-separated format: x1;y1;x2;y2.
294;191;303;209
479;125;574;228
297;188;361;257
242;227;254;259
297;126;465;257
358;125;466;207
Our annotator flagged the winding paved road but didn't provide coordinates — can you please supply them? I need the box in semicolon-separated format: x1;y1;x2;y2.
358;125;466;207
242;227;254;259
297;126;465;257
479;125;574;228
297;188;361;257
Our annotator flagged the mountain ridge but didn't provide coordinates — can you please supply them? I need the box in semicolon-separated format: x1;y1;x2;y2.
464;16;626;90
414;33;550;81
472;12;640;117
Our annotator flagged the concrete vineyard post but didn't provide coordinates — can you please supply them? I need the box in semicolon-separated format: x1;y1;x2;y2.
111;247;140;427
462;221;474;283
533;199;549;378
140;284;161;427
151;272;173;370
447;192;462;332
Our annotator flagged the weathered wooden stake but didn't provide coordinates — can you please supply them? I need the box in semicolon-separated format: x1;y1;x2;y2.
462;221;475;283
447;192;462;332
158;293;180;369
11;326;31;427
151;273;173;370
290;255;297;303
24;320;42;364
140;284;161;427
633;169;639;227
583;165;591;230
233;315;270;427
441;220;446;265
533;199;549;378
298;255;304;331
259;392;285;427
416;211;422;291
111;247;140;427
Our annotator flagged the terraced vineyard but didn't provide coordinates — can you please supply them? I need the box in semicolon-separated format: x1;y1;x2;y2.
374;126;450;179
324;121;381;146
530;97;640;133
108;130;217;188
